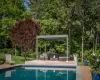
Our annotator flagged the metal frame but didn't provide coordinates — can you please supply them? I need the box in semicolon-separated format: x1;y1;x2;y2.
36;35;69;61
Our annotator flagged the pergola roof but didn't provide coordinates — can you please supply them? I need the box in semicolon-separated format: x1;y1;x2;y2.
37;35;68;40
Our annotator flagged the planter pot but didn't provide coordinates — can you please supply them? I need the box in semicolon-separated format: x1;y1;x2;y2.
84;61;88;66
92;73;100;80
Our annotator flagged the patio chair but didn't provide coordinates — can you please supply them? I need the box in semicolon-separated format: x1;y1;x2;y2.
43;53;48;60
74;55;77;64
39;53;48;60
39;54;44;60
5;54;15;64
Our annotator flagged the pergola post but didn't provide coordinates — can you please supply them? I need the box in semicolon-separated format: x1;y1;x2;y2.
66;35;69;62
36;38;38;60
45;43;46;54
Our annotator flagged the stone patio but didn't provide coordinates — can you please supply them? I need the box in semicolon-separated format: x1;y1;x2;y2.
25;60;77;66
80;66;92;80
0;64;12;69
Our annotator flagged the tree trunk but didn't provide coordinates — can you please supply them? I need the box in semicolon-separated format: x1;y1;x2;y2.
95;34;97;51
15;46;16;56
82;36;84;62
93;40;95;54
24;52;27;61
69;28;70;54
82;26;84;62
21;46;23;56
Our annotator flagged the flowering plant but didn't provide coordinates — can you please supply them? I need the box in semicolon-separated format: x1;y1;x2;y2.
89;53;100;74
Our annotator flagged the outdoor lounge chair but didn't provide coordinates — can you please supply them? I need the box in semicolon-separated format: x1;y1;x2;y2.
39;53;48;60
48;54;59;61
5;54;15;64
58;54;70;61
39;54;44;60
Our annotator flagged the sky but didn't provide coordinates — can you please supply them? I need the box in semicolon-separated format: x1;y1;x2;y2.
24;0;30;10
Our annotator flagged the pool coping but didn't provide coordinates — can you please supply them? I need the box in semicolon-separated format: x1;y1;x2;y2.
22;64;76;68
0;65;21;72
0;64;76;72
76;66;82;80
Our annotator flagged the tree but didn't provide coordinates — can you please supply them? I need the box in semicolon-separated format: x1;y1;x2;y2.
28;0;72;54
0;0;30;48
11;18;40;60
28;0;100;61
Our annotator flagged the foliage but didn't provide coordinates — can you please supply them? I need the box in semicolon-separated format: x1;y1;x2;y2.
0;0;30;49
11;18;40;59
0;0;100;64
84;50;93;60
40;18;59;35
0;48;14;55
29;0;100;59
89;52;100;74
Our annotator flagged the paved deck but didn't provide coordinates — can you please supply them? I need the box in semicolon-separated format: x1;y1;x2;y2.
0;64;21;69
25;60;77;66
80;66;92;80
0;64;12;69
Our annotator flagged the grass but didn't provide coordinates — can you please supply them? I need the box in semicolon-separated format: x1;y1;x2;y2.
12;56;34;64
78;61;84;66
0;53;34;64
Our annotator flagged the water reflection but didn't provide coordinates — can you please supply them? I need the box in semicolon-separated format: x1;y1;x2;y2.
0;67;76;80
5;70;16;78
5;71;11;77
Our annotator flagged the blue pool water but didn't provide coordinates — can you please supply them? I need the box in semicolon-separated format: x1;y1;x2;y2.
0;67;76;80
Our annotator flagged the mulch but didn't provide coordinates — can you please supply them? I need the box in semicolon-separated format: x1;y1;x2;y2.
80;66;92;80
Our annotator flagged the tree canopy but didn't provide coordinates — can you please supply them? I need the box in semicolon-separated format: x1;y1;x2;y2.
11;18;40;49
0;0;30;48
11;18;40;59
28;0;100;61
0;0;100;61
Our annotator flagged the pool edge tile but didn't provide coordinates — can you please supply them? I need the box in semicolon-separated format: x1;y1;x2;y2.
76;66;82;80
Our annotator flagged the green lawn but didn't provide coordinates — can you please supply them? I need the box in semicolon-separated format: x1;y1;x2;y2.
0;53;34;64
78;62;84;66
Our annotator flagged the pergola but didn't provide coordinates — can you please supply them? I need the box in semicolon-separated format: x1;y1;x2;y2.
36;35;69;61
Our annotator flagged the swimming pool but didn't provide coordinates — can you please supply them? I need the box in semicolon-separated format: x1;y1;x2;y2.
0;66;76;80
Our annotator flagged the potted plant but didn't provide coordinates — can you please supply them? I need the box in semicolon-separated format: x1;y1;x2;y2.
84;60;89;66
89;53;100;80
83;50;92;66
